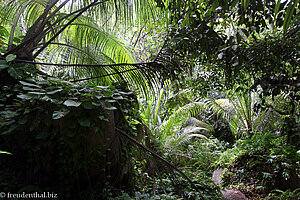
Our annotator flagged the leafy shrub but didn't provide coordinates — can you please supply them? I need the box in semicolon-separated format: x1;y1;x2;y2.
217;132;300;197
111;137;227;199
266;188;300;200
0;76;140;198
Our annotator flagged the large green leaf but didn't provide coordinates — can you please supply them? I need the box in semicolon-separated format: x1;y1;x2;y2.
7;66;23;79
17;94;34;100
6;54;16;62
77;118;90;127
52;109;70;119
0;110;19;118
1;123;19;135
104;106;117;110
46;89;63;95
19;81;42;88
63;99;81;107
0;60;8;70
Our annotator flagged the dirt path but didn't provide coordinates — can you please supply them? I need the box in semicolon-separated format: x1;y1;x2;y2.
212;168;248;200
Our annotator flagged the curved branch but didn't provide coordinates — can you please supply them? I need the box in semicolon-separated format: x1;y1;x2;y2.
115;128;203;192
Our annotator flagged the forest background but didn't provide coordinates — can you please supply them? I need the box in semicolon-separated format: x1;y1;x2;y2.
0;0;299;199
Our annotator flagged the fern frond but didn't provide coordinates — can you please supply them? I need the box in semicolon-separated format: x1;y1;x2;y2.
166;133;209;148
162;102;210;140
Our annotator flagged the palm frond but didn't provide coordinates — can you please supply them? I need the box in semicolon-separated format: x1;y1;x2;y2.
211;90;284;138
30;9;165;93
205;98;232;120
0;0;173;100
165;133;209;149
283;0;299;34
140;88;169;132
162;102;213;141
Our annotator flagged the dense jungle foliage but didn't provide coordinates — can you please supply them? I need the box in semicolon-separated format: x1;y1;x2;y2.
0;0;299;199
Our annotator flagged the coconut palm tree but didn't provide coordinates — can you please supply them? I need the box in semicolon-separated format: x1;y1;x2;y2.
0;0;170;94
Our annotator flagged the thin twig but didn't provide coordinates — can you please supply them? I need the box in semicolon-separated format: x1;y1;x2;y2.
133;20;148;48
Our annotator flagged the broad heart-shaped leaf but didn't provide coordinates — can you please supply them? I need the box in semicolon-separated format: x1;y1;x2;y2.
52;110;70;120
46;89;63;95
17;94;33;100
105;99;117;103
19;81;41;88
0;110;19;118
1;124;18;135
82;102;94;109
22;63;36;74
0;60;8;70
98;115;109;121
118;91;133;95
22;87;42;91
112;95;124;100
63;99;81;107
28;91;45;95
8;66;23;79
96;85;110;90
6;54;16;62
77;118;91;127
104;106;117;110
18;115;28;125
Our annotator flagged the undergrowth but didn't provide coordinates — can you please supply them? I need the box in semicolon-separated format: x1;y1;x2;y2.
217;132;300;199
